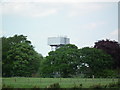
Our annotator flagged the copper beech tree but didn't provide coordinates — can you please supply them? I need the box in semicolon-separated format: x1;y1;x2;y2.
94;39;120;69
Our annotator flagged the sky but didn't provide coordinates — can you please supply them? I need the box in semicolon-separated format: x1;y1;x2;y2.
0;0;119;56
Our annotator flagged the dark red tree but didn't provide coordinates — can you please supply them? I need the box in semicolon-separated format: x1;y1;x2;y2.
94;39;120;69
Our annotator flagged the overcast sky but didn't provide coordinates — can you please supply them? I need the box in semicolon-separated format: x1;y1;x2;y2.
0;0;118;56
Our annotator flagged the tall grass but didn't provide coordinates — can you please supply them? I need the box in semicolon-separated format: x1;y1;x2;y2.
2;77;118;88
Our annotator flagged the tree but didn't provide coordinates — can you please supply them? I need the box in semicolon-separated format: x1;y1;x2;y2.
7;43;42;77
41;44;79;78
2;35;43;77
2;35;32;77
94;39;120;69
78;47;113;77
41;45;114;78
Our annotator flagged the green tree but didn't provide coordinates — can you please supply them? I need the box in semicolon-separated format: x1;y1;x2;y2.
41;45;114;78
41;44;79;78
2;35;31;77
78;47;113;77
2;35;43;77
7;43;42;77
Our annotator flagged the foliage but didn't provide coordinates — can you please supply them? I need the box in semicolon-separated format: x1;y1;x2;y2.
2;84;14;88
89;84;103;89
72;84;82;89
46;83;60;88
7;43;41;76
32;85;40;88
41;45;113;77
90;81;120;89
2;35;43;77
101;69;118;78
94;39;120;69
107;81;120;88
41;44;79;77
77;47;113;77
2;35;31;77
2;34;119;78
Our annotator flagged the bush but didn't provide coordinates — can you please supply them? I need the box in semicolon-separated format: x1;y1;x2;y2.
108;83;117;88
2;84;14;88
117;80;120;86
107;81;120;88
90;84;104;89
72;84;82;89
32;85;40;88
102;69;118;78
47;83;60;88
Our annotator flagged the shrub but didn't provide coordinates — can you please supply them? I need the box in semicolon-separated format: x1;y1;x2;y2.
107;81;120;88
2;84;13;88
117;80;120;86
108;83;117;88
90;84;104;89
32;85;40;88
47;83;60;88
72;84;82;89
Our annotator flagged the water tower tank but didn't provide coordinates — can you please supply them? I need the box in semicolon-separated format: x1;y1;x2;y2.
48;37;70;50
48;37;70;46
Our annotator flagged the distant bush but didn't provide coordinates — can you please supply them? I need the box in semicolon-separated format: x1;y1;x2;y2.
46;83;60;88
102;69;118;78
32;85;40;88
90;84;104;89
107;81;120;88
117;80;120;86
2;84;14;88
90;80;120;89
108;83;117;88
72;84;82;89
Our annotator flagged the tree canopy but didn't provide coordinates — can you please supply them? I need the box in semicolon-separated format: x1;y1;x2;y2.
2;35;43;77
94;39;120;69
78;47;113;77
41;44;79;77
1;34;119;78
41;45;113;78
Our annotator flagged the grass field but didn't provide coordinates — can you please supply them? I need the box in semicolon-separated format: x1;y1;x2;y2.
2;77;118;88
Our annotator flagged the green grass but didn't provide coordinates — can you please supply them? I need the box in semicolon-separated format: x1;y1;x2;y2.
2;77;118;88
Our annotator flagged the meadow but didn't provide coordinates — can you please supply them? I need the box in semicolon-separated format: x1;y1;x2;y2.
2;77;118;88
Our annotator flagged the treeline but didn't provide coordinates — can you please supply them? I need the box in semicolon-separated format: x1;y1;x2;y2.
1;35;120;78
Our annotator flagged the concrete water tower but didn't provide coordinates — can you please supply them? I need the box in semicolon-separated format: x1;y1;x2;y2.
48;37;70;51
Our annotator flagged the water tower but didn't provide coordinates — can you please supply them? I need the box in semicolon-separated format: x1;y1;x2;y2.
48;37;70;51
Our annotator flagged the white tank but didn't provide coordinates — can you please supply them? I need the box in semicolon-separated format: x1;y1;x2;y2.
48;37;70;46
